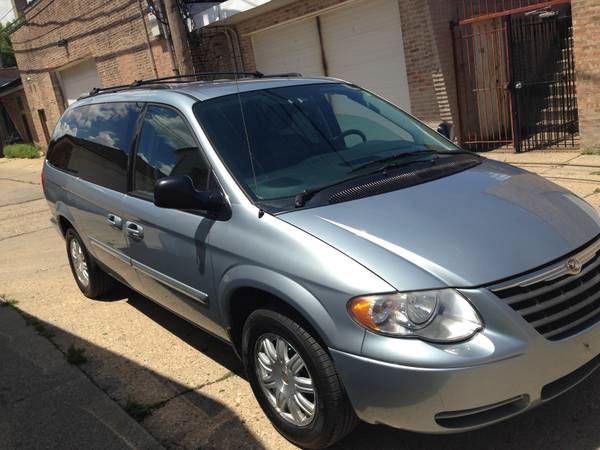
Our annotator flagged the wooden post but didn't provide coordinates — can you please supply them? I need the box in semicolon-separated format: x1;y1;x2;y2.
162;0;193;75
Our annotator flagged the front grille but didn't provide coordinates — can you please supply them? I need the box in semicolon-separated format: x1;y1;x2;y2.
491;238;600;341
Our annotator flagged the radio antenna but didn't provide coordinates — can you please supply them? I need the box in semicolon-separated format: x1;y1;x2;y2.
233;68;258;194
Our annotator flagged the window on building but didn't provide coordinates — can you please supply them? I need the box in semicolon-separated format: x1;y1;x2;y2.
47;102;142;192
132;105;213;199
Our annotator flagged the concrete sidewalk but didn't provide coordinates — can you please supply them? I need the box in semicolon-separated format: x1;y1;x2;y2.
0;303;163;450
1;155;600;449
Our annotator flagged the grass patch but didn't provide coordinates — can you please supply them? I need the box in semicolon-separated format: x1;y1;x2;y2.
581;148;600;155
124;399;156;422
122;371;236;422
3;143;40;159
0;296;55;338
0;294;18;307
591;171;600;176
20;313;55;339
31;320;55;339
66;344;88;365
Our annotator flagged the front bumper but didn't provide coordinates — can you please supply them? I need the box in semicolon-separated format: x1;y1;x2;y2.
330;290;600;433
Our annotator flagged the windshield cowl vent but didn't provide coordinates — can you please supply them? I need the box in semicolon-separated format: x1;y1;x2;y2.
328;154;481;204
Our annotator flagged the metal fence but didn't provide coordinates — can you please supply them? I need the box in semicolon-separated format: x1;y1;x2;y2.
453;1;578;152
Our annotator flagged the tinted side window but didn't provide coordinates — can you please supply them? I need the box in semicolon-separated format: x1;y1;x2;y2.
133;105;212;197
48;102;142;192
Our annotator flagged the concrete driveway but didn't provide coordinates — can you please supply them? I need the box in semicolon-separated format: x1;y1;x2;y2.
1;156;599;449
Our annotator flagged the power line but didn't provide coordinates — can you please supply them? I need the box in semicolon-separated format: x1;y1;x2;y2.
0;8;14;24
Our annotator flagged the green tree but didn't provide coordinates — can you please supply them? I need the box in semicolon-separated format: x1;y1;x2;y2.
0;22;16;67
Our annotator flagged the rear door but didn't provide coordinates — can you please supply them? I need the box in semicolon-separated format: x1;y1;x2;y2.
50;102;142;286
121;104;225;338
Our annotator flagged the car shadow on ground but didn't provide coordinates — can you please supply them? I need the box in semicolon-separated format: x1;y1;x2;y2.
55;286;600;449
3;305;265;449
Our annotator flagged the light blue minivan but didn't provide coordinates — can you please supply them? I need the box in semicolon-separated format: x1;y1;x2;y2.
43;74;600;449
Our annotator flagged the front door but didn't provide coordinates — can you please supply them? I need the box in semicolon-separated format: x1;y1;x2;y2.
121;105;226;338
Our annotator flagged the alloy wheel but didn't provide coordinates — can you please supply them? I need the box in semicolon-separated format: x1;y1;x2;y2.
254;333;317;426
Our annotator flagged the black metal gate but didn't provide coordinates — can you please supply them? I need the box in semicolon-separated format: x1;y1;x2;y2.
453;1;578;152
509;8;578;151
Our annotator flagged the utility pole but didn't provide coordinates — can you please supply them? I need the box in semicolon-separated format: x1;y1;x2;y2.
162;0;193;75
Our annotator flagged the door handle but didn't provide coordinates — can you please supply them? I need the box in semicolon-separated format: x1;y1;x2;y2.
125;221;144;240
107;213;122;229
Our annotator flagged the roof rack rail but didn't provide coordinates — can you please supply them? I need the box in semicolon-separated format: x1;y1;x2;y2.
84;71;304;98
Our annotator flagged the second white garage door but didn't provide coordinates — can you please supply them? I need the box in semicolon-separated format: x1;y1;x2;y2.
251;0;411;111
58;59;102;106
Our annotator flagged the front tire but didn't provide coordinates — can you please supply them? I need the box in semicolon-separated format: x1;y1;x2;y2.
65;228;116;299
242;308;358;449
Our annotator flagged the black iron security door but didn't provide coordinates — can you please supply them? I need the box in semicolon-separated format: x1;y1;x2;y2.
453;1;578;152
509;6;578;151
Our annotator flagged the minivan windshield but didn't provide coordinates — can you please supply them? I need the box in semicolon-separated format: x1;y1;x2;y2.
194;83;458;203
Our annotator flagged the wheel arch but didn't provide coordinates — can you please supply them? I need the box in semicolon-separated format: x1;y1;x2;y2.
54;202;78;238
218;265;337;356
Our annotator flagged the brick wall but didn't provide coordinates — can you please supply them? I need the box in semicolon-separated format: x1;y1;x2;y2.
571;0;600;152
397;0;459;129
190;0;459;130
11;0;175;148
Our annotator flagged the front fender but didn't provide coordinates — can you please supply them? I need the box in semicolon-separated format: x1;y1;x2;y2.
218;264;365;353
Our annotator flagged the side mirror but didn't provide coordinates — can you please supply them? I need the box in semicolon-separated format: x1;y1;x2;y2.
154;176;227;213
437;121;452;140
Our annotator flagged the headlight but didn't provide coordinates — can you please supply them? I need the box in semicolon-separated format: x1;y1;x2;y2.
348;290;482;343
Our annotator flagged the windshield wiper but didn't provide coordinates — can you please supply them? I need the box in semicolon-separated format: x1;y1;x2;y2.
295;177;356;208
349;148;476;174
294;186;328;208
294;149;474;208
350;150;438;174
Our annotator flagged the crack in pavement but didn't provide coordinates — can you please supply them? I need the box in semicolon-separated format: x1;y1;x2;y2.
137;371;237;416
0;177;41;186
545;176;600;184
584;190;600;199
0;226;53;242
0;209;48;222
0;197;45;208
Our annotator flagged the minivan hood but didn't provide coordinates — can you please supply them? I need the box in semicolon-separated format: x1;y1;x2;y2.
280;159;600;289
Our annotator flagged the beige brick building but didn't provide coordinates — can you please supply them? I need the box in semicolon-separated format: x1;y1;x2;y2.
9;0;600;153
190;0;600;153
192;0;458;131
10;0;175;149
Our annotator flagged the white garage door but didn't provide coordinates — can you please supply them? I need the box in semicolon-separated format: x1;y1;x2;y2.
251;0;410;110
58;59;101;105
320;0;410;110
252;17;324;77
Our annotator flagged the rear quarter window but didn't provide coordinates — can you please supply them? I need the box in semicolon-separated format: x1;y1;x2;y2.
47;102;142;192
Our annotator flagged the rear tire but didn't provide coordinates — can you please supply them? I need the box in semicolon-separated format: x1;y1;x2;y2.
242;308;358;449
65;228;116;299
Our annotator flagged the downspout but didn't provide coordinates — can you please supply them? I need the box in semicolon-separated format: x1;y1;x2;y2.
315;16;329;76
196;25;244;73
157;0;180;75
221;26;244;72
138;0;159;77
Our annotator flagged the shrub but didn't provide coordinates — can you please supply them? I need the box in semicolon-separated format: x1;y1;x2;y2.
3;143;40;159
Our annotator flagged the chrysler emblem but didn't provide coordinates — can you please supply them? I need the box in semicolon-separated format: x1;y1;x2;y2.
566;258;583;275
